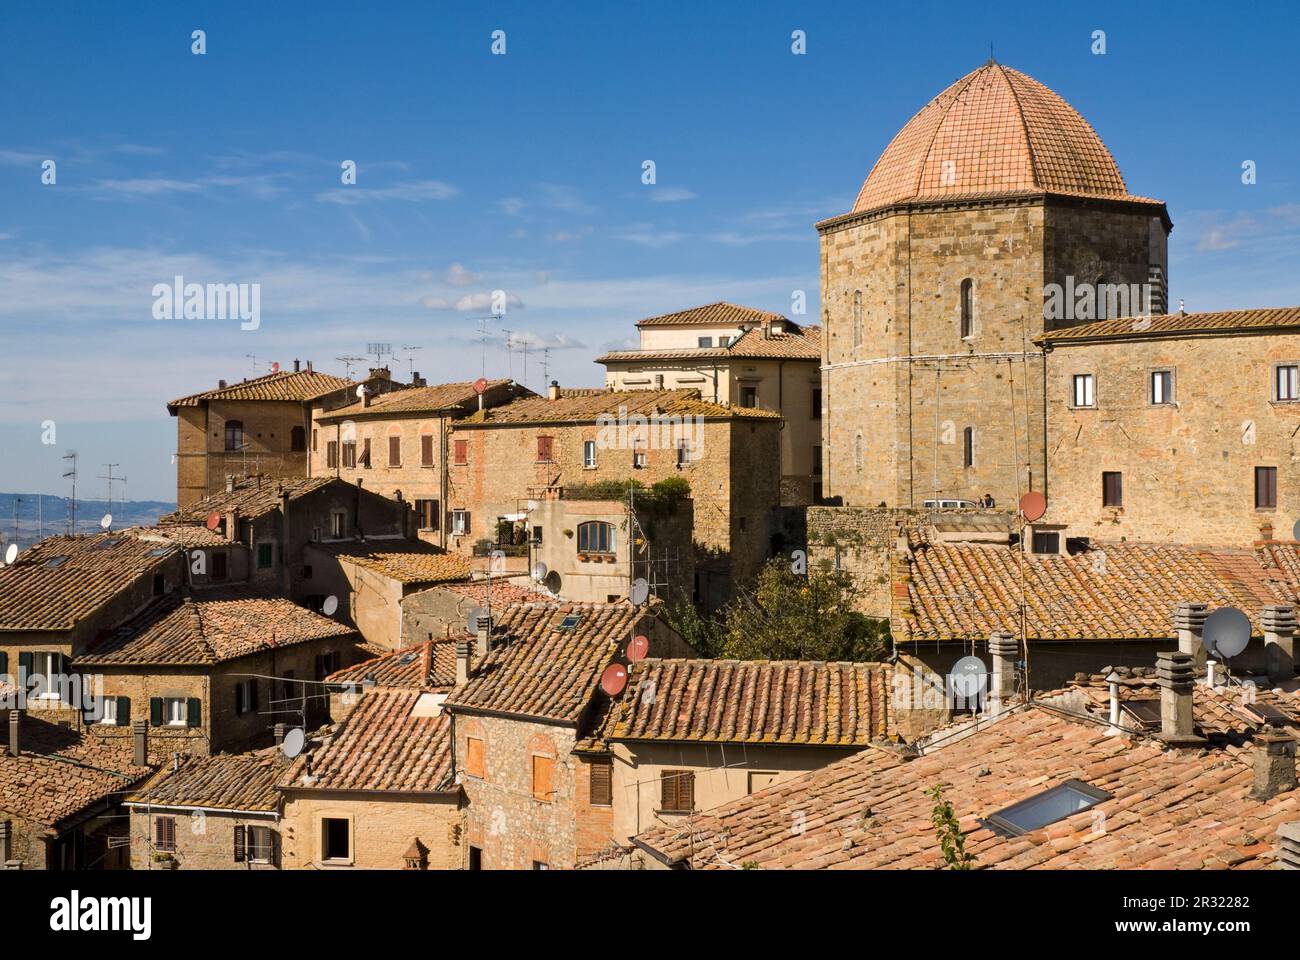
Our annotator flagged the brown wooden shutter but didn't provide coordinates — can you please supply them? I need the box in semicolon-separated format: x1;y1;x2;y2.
421;435;434;466
388;436;401;467
1257;466;1278;508
454;439;468;464
589;758;612;806
234;824;246;862
532;755;554;801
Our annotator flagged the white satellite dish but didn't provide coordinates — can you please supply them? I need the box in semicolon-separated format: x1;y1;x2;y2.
949;655;988;701
355;384;367;399
3;543;16;565
1204;607;1250;659
630;578;650;606
322;595;339;616
531;561;548;581
281;727;306;759
100;513;113;530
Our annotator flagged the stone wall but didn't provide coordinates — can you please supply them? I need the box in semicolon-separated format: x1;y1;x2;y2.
129;808;281;870
279;790;462;869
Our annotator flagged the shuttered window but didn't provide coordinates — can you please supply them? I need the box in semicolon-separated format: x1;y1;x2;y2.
1256;466;1278;509
454;439;468;465
532;755;555;802
589;758;612;806
326;441;338;468
1102;471;1123;508
660;770;694;813
155;816;177;852
388;436;401;467
421;435;434;467
465;737;485;779
234;824;246;862
536;436;554;462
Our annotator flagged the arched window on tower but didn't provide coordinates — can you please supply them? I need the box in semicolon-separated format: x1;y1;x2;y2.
960;279;974;338
853;290;863;348
963;427;974;468
853;433;864;471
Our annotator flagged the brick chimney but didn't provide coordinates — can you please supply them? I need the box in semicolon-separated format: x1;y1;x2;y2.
132;719;148;767
455;639;472;685
1156;651;1204;746
1251;729;1297;800
987;631;1017;713
293;359;301;373
1262;604;1296;683
225;506;240;544
218;379;227;389
225;474;236;494
1173;602;1208;671
548;380;561;401
1278;822;1300;869
7;710;19;757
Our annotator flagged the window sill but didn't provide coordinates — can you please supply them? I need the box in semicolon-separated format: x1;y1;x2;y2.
656;809;693;817
1067;405;1097;411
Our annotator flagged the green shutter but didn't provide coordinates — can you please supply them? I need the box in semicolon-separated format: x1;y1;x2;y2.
186;697;201;727
117;696;130;724
233;825;246;862
149;697;163;726
0;651;8;677
18;652;33;679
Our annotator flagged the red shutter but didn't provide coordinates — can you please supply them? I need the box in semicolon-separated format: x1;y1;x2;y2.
454;439;468;464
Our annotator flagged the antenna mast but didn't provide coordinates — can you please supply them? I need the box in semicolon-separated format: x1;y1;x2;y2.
62;451;78;535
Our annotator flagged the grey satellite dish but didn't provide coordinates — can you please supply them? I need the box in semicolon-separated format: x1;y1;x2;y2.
322;595;339;616
3;543;16;565
100;513;113;529
467;606;487;634
281;727;306;759
630;578;650;606
1204;607;1250;659
1292;518;1300;542
531;561;548;581
949;654;988;701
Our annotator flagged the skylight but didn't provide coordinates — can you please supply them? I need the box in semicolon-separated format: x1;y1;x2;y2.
983;779;1112;837
558;615;582;630
44;556;69;568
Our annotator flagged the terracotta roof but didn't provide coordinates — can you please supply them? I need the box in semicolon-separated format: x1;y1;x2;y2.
162;475;337;525
844;63;1160;219
77;589;355;666
280;690;455;794
634;302;788;329
0;716;154;827
455;388;781;426
127;751;284;813
168;369;351;412
128;525;229;548
898;536;1288;644
597;325;820;364
315;540;471;586
318;379;525;420
1068;674;1300;739
436;580;547;605
634;698;1300;870
592;659;892;746
0;532;179;633
1036;307;1300;344
327;639;459;690
443;602;645;724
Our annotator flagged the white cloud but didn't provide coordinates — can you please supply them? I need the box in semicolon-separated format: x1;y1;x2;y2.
499;197;525;215
444;263;481;286
649;187;696;203
454;291;526;312
420;295;451;310
615;225;686;248
94;178;203;197
315;180;458;205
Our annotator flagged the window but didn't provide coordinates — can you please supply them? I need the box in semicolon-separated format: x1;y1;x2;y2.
421;434;434;467
211;550;228;581
1072;374;1095;408
257;542;273;568
314;651;342;680
322;818;350;862
537;436;554;462
697;336;713;348
661;770;695;813
330;510;346;539
465;737;485;778
1102;471;1123;508
532;755;554;802
583;440;597;468
1150;370;1174;405
740;386;758;408
387;435;401;467
1278;364;1300;402
100;696;120;725
676;439;693;467
290;426;306;452
454;439;468;465
1256;466;1278;509
224;420;244;452
963;426;974;468
748;771;778;795
853;433;863;471
983;780;1111;837
632;447;647;469
853;289;863;348
312;428;318;452
155;816;177;853
152;573;165;596
452;509;470;536
235;825;276;865
589;758;612;806
415;499;439;530
811;387;822;419
533;861;550;870
468;847;482;870
577;521;615;554
165;697;188;726
361;437;371;468
234;678;258;716
326;440;338;469
1032;531;1060;554
960;278;973;338
342;439;356;468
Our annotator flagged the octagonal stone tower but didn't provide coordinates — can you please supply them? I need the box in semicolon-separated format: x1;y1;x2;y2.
819;62;1171;508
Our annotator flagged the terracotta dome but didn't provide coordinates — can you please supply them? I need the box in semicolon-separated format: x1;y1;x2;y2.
852;62;1144;214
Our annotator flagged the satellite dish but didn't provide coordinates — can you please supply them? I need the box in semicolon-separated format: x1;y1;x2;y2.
100;513;113;530
355;384;367;399
1292;518;1300;542
531;561;548;581
205;511;222;531
949;654;989;701
1204;607;1250;659
271;361;280;374
473;377;488;395
281;727;305;759
600;662;628;696
322;595;339;616
630;578;650;606
1018;491;1047;523
627;634;650;662
3;543;17;565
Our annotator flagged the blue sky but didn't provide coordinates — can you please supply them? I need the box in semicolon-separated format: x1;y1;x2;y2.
2;0;1298;501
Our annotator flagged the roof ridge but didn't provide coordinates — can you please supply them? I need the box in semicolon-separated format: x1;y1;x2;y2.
909;65;982;202
995;63;1042;191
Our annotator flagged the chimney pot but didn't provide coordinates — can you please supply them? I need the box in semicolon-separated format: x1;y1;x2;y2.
306;360;313;372
1278;822;1300;870
218;379;227;389
476;615;492;658
1251;730;1297;800
1173;603;1208;671
132;719;148;767
274;723;287;745
1262;604;1297;682
225;474;236;494
548;380;561;401
986;631;1018;713
7;710;19;757
1156;651;1204;746
455;639;472;686
294;359;300;373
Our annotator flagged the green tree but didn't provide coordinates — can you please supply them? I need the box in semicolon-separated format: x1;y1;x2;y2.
926;784;976;870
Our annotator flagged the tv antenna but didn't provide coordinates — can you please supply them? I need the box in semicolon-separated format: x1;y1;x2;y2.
335;355;366;379
98;464;125;525
366;342;392;368
541;347;551;388
62;451;78;534
400;345;422;380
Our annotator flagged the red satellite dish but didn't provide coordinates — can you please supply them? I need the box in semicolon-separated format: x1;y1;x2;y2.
627;634;650;662
271;361;280;374
1019;491;1047;523
473;377;488;395
600;662;628;697
205;511;222;531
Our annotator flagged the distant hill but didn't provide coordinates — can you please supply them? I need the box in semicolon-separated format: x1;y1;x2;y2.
0;493;176;552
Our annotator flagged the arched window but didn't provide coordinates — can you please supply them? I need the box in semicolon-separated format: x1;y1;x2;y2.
224;420;244;452
853;433;864;471
290;426;306;452
577;521;615;554
960;278;973;338
853;290;863;348
963;427;974;468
